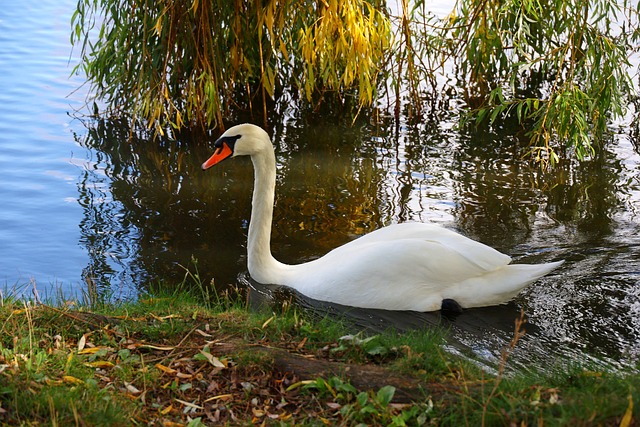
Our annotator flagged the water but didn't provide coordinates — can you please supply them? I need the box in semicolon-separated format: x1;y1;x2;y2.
0;1;91;291
1;0;639;371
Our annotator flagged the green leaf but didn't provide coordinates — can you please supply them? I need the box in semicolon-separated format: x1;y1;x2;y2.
376;385;396;406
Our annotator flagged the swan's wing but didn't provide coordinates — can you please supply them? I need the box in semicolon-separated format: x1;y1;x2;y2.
334;222;511;272
327;238;505;284
290;237;508;311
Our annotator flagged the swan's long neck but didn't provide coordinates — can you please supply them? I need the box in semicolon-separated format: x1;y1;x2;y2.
247;144;287;283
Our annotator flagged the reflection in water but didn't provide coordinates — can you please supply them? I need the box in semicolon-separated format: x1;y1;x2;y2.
76;113;640;369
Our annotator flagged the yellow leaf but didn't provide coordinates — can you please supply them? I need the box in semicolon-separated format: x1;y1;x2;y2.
620;394;634;427
85;361;114;369
140;344;174;351
62;375;84;385
161;404;173;415
65;351;74;371
261;315;275;329
78;346;109;355
155;363;177;375
279;39;289;62
154;16;162;36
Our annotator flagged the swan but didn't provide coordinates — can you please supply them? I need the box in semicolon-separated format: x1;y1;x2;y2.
202;123;563;312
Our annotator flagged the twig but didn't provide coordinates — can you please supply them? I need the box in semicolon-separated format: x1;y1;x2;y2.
481;309;526;426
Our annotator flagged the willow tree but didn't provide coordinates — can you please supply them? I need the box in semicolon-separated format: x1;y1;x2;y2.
71;0;390;135
72;0;639;165
403;0;639;165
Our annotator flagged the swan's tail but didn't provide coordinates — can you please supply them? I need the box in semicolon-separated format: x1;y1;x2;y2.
452;260;564;309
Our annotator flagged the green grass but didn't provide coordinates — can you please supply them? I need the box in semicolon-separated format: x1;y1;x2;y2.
0;284;637;426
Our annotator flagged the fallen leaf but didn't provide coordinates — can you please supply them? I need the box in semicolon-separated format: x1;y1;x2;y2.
85;361;115;369
150;313;181;321
175;399;203;410
296;337;308;350
140;344;175;351
77;334;87;352
78;347;112;355
155;363;177;375
125;382;141;394
62;375;84;385
196;329;214;338
203;393;234;403
199;350;226;368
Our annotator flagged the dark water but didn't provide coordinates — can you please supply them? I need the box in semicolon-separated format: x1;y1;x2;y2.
1;0;639;372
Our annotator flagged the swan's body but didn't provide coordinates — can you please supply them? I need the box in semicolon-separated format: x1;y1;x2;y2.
202;124;563;312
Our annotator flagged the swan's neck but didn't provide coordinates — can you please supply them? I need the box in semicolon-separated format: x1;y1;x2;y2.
247;147;287;283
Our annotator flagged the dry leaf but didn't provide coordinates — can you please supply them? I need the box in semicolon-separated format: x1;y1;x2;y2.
78;347;110;355
140;344;175;351
203;393;234;403
196;329;213;338
77;334;87;352
85;361;115;369
155;363;177;375
63;375;84;385
200;350;226;368
261;315;275;329
125;382;141;394
174;399;203;410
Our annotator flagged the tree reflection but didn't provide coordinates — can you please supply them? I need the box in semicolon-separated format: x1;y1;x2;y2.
75;116;389;296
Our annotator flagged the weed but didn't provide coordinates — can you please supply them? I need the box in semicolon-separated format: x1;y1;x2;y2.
302;377;434;426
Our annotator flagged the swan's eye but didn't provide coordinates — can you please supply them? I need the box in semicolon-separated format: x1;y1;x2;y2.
214;134;241;150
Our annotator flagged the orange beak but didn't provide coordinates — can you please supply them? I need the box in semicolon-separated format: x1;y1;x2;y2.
202;142;233;170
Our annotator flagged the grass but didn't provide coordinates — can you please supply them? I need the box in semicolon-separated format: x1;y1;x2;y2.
0;283;638;426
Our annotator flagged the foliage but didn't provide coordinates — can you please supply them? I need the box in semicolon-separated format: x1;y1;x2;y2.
72;0;640;166
406;0;639;165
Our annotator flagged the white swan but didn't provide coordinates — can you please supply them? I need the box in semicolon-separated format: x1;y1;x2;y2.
202;123;563;312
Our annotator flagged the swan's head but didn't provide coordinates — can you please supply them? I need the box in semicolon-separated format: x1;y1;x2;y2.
202;123;271;170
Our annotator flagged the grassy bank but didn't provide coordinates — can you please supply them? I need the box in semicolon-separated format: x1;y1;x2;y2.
0;286;637;426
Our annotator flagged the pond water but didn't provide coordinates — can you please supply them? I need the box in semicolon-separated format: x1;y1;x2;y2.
1;0;639;372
